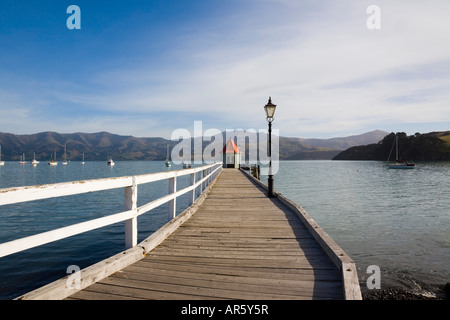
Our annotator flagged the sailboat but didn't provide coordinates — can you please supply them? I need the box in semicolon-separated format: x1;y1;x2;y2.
19;153;27;164
31;152;39;166
0;146;5;166
165;145;171;167
81;152;85;165
62;145;68;165
48;151;58;166
107;155;115;166
387;134;415;169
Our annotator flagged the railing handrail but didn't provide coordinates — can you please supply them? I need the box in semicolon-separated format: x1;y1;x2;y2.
0;163;219;206
0;162;223;258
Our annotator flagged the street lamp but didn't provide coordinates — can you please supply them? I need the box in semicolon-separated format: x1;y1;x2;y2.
264;97;276;197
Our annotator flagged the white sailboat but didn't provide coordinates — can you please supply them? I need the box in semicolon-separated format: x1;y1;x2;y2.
31;152;39;166
62;145;68;165
0;145;5;166
81;152;85;165
387;134;415;169
165;145;171;167
107;155;115;166
48;151;58;166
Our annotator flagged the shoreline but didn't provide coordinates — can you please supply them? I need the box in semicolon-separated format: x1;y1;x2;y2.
362;283;450;300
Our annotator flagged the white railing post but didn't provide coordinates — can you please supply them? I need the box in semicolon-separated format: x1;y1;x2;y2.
124;177;138;249
203;169;207;190
189;172;196;206
168;174;177;220
199;170;203;195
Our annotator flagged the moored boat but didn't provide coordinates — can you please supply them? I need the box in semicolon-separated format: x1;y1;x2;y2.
19;153;27;164
165;145;171;167
387;161;415;169
31;153;39;166
62;145;68;165
387;134;415;169
48;151;58;166
107;156;115;166
0;145;5;166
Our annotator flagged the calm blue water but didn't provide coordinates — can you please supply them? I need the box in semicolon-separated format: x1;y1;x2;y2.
264;161;450;297
0;160;448;299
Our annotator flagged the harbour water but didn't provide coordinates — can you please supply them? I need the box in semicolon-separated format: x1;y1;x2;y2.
0;160;449;299
265;160;449;298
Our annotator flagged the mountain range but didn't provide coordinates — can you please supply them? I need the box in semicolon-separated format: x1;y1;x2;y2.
0;130;388;161
278;130;388;160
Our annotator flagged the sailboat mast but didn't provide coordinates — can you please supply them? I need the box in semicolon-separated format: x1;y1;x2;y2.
395;134;399;161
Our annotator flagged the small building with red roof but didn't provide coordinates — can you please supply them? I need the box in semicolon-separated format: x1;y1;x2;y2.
222;138;241;168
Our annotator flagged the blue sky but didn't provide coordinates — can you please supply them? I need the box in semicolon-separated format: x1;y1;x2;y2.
1;0;450;139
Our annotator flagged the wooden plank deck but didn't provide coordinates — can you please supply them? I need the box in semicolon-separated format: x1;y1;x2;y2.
68;169;345;300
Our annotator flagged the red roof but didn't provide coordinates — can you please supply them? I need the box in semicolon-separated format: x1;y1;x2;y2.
223;138;241;153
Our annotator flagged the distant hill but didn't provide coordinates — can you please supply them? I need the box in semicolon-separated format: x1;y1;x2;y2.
333;131;450;161
296;130;389;150
0;130;389;161
0;131;172;161
279;130;388;160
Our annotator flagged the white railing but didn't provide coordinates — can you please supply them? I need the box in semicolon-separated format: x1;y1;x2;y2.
0;162;222;258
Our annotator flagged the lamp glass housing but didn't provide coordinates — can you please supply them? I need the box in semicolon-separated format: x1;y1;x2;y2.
264;97;276;122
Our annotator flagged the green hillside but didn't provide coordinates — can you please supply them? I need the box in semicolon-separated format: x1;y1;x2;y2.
333;131;450;161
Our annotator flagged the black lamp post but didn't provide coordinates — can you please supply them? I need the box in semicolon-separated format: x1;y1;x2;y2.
264;97;276;198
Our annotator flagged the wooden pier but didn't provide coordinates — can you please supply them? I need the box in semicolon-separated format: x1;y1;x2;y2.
6;166;361;300
69;168;360;300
